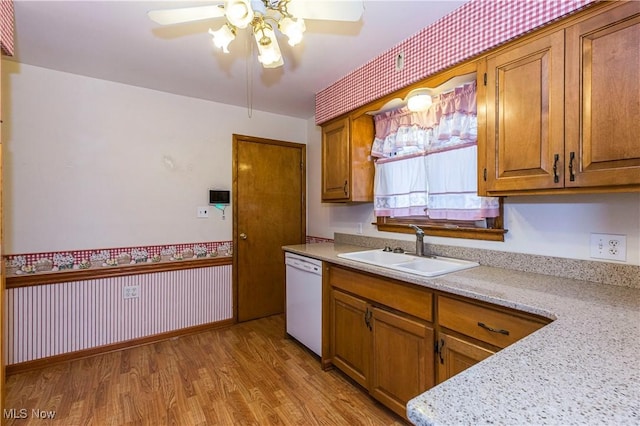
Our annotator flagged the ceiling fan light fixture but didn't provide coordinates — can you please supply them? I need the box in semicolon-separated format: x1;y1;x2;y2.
225;0;254;29
279;16;306;46
254;21;283;68
149;0;365;69
209;24;236;53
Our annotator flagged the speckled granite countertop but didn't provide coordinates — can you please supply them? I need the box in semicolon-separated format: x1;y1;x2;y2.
283;242;640;425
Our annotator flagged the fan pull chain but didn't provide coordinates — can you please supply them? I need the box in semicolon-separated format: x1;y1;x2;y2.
246;32;253;118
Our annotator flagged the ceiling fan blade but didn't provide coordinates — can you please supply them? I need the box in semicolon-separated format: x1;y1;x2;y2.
287;0;364;22
148;4;225;25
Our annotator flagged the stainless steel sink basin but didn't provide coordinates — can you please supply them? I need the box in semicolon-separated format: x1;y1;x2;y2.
337;249;479;277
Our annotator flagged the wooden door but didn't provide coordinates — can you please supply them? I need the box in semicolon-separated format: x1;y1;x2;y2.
485;30;565;192
330;289;370;388
436;332;494;384
321;116;350;201
234;135;305;322
370;307;434;419
565;1;640;188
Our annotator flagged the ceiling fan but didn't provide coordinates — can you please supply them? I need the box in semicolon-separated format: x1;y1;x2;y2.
148;0;364;68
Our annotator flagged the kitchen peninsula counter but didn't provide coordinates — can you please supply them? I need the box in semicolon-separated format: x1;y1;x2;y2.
283;242;640;425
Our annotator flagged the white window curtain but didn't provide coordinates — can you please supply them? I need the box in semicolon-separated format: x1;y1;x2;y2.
372;81;500;220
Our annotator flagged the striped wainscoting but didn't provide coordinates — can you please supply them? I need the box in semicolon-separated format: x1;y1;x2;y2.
5;265;232;365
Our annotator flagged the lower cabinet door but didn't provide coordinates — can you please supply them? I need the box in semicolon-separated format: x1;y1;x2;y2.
437;332;495;384
330;289;371;388
370;306;435;418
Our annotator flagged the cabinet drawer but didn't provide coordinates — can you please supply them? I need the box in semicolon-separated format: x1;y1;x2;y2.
438;296;546;349
329;266;433;322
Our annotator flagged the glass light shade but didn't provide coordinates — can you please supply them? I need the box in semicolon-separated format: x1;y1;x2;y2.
279;16;306;46
254;25;283;68
209;24;236;53
407;92;433;111
225;0;254;29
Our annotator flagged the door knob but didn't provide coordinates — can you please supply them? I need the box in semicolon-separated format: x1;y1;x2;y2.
239;233;248;240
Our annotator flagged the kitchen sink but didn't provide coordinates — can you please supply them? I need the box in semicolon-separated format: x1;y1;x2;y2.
337;249;479;277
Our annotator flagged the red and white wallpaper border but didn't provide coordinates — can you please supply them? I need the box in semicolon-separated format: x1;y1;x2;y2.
4;241;233;276
5;237;333;275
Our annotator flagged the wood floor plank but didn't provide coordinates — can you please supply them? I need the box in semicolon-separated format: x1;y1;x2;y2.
5;315;405;425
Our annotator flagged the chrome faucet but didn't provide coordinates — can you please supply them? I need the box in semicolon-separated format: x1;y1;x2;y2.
408;224;425;256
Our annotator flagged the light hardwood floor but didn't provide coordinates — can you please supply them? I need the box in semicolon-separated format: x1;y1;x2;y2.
5;315;405;425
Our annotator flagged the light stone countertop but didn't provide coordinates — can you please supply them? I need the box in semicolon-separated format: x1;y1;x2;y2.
283;242;640;426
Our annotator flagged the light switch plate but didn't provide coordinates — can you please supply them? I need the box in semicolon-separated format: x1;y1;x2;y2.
197;207;209;218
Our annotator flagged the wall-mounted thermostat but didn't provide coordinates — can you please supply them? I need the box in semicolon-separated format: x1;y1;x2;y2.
209;190;230;205
209;190;230;220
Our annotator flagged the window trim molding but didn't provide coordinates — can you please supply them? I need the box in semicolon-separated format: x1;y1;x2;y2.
375;198;507;242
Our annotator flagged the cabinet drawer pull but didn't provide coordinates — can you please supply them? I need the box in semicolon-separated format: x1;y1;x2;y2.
477;322;509;336
552;154;560;183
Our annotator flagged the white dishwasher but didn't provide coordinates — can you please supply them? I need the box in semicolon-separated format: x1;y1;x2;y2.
285;252;322;356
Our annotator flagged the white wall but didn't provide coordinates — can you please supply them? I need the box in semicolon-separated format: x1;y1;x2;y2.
306;118;640;266
2;61;307;253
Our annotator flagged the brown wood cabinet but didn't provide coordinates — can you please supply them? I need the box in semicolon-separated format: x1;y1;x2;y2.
327;266;434;419
435;295;548;384
324;263;551;418
436;332;494;384
483;30;565;193
480;1;640;195
330;289;370;389
370;306;434;417
321;114;374;202
564;1;640;188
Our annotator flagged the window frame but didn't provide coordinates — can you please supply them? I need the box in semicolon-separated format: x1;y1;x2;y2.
360;61;506;242
374;198;507;242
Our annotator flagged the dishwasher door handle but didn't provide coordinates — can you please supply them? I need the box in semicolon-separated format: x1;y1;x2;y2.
287;260;321;275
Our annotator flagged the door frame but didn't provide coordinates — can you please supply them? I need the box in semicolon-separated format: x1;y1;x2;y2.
232;134;307;321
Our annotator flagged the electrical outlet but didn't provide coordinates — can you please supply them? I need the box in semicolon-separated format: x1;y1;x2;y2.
197;207;209;218
590;233;626;262
123;285;139;299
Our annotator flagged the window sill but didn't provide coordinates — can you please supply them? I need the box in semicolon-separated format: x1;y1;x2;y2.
375;219;507;242
5;256;233;289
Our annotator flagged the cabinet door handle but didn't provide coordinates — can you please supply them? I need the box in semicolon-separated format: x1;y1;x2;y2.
343;180;348;196
553;154;560;183
437;338;445;364
569;151;575;182
364;308;372;331
477;322;510;336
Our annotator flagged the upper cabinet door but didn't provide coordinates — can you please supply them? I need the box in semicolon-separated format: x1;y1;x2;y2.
565;2;640;188
321;116;351;201
485;30;565;192
321;114;374;203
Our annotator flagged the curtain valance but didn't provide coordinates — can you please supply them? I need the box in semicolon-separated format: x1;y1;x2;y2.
371;81;477;159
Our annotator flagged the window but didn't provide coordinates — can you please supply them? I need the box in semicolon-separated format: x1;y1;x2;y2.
369;74;506;242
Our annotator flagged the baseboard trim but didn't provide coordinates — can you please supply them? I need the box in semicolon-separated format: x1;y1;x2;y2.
5;318;235;376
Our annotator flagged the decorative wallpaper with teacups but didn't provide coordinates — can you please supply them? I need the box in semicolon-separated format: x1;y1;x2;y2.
4;236;333;276
3;241;234;276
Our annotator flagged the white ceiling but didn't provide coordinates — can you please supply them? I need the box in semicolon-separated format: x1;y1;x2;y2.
10;1;468;119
